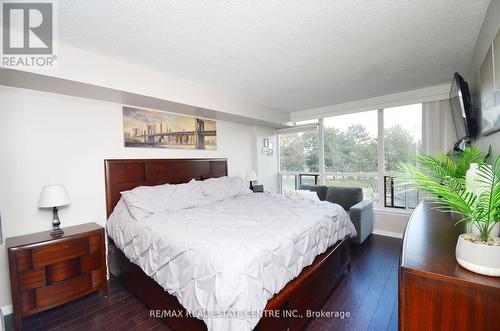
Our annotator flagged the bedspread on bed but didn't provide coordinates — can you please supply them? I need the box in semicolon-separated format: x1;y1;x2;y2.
107;193;356;331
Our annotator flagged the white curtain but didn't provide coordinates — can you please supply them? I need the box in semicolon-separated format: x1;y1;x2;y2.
422;99;458;155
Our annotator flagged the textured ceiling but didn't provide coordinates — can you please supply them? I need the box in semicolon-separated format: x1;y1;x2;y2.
58;0;490;112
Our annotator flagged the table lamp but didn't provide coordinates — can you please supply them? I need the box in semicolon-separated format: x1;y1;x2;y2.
38;185;70;237
245;170;258;190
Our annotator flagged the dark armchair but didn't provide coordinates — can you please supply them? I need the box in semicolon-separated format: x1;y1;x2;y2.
300;185;373;244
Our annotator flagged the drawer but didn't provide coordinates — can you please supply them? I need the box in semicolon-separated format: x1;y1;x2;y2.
89;233;101;254
18;269;46;291
20;291;36;314
91;269;103;288
35;273;92;308
32;237;89;268
81;252;101;273
16;250;33;272
46;258;81;284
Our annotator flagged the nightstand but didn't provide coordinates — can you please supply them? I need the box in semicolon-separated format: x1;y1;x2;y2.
6;222;108;330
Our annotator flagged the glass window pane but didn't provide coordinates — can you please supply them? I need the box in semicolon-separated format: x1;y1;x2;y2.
323;110;378;173
299;174;318;186
325;174;378;202
384;104;422;173
393;181;407;208
384;174;420;209
406;189;420;209
384;176;393;207
281;174;296;192
323;110;378;202
279;129;319;172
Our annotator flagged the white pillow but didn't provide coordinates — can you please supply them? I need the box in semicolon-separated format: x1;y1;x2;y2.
121;179;204;221
284;190;320;202
197;176;251;203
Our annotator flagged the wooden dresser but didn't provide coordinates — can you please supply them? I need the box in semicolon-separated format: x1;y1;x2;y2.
6;223;108;330
399;201;500;331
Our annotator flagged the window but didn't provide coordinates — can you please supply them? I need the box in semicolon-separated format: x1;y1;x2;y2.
384;104;422;172
279;127;319;173
384;176;420;208
299;174;319;186
323;110;379;201
383;104;422;208
280;174;297;192
279;125;319;191
278;103;423;209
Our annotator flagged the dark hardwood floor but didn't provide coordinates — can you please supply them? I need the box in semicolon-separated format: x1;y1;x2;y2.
5;235;401;331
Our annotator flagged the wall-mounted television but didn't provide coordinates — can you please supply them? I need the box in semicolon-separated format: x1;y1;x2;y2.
449;72;478;142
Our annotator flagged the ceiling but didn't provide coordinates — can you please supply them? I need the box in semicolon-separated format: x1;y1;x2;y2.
58;0;490;112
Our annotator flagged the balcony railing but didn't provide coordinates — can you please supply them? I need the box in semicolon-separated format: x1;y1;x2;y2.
384;175;420;209
280;172;378;202
280;173;419;209
280;172;319;191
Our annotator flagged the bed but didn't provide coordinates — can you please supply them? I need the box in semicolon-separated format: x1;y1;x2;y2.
105;158;354;331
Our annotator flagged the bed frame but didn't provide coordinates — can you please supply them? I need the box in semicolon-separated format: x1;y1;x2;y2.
105;158;351;331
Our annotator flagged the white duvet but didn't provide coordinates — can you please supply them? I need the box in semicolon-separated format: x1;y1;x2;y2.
107;192;356;331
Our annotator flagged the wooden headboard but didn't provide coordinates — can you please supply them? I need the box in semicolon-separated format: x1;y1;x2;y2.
104;158;228;218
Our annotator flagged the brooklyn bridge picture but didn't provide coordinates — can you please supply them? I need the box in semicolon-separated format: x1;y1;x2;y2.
122;106;217;150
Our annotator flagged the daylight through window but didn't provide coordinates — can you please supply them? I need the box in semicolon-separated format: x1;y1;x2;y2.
279;103;423;209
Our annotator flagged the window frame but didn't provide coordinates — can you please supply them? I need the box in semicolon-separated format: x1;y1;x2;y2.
278;105;423;210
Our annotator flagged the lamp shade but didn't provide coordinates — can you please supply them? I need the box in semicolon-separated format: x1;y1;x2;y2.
245;170;258;182
38;185;71;208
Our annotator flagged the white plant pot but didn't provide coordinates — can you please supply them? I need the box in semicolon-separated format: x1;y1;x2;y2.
456;234;500;277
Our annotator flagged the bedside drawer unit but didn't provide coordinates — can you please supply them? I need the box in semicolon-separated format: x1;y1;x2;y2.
6;223;108;331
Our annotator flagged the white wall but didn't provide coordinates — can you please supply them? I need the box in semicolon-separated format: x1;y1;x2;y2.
467;0;500;157
252;126;279;193
373;211;408;239
475;133;500;157
0;85;278;310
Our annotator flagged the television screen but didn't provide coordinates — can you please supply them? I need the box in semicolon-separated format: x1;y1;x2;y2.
449;72;477;138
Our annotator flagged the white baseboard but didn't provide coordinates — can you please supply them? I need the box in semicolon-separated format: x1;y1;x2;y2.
1;305;12;316
372;229;403;239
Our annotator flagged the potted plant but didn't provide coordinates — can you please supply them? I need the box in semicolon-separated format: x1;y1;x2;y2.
397;147;500;276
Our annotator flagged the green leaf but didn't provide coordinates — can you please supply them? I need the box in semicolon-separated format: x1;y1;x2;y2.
395;149;498;241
